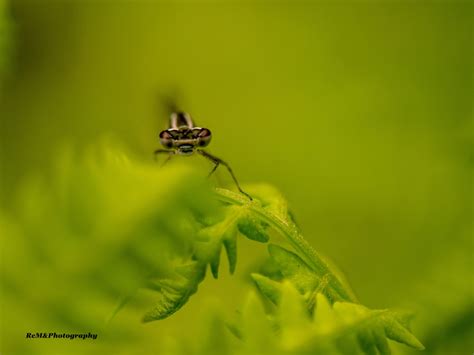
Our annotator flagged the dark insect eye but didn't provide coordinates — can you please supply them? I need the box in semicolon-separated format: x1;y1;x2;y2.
159;131;172;139
198;128;211;138
198;128;211;147
159;130;173;148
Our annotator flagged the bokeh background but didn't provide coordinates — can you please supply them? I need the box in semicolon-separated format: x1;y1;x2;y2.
0;0;472;354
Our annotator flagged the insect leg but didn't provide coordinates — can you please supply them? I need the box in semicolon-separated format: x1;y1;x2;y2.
154;149;175;166
198;150;252;200
208;160;220;176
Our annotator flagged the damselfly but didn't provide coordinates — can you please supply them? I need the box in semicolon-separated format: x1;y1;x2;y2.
155;111;252;200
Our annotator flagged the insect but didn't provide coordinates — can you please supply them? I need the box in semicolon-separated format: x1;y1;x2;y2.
155;111;252;200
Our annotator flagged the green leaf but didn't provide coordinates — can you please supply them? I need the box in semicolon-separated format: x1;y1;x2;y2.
142;261;206;322
230;284;424;355
381;310;425;350
269;244;323;295
1;146;424;355
143;188;275;321
194;204;269;278
253;250;425;353
239;291;277;354
216;188;358;303
237;213;269;243
255;244;350;307
1;146;216;333
251;273;282;305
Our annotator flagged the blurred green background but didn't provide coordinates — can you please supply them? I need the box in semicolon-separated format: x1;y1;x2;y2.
0;0;472;354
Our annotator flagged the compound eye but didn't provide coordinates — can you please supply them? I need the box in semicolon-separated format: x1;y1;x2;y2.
198;128;212;147
159;130;173;149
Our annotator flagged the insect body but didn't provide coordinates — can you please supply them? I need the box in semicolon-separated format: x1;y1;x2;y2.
155;112;252;200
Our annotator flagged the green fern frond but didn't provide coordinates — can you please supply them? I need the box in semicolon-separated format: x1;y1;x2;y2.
142;260;206;322
251;256;424;353
195;203;269;278
216;188;358;303
252;244;348;306
233;283;424;355
142;190;272;321
1;147;424;355
1;147;214;336
142;184;305;322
